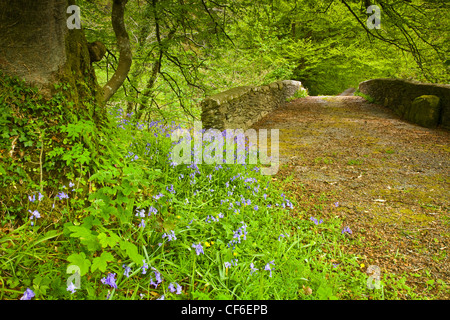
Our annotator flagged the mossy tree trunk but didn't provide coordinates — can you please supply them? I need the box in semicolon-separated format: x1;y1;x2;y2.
0;0;104;114
0;0;132;219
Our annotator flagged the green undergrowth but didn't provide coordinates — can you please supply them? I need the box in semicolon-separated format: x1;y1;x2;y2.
0;93;426;300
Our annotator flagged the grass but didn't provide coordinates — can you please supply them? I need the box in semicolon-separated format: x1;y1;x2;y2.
0;106;431;301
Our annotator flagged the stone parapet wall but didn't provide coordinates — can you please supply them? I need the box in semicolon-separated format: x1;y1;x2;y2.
358;78;450;129
201;80;303;130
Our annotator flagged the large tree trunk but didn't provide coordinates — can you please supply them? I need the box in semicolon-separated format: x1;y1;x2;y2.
0;0;104;108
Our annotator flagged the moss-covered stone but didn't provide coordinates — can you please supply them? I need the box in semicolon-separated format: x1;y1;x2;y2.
358;78;450;130
406;95;441;128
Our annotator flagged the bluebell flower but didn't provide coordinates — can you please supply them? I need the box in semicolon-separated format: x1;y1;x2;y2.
67;282;77;294
250;263;258;275
20;288;35;300
192;243;204;255
310;217;323;225
176;283;182;295
38;192;44;201
166;184;175;194
28;209;41;219
264;260;275;277
136;208;146;218
28;194;35;202
150;269;163;288
162;230;177;241
101;273;117;289
56;192;69;200
153;193;164;200
169;282;182;294
342;226;352;234
148;206;158;215
123;264;132;277
142;260;149;274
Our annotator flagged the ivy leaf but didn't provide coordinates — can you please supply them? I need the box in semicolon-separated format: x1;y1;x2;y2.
91;252;114;273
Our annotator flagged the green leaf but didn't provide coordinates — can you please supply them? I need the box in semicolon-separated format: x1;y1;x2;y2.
97;231;120;248
67;252;91;276
67;225;100;252
91;252;114;273
119;240;144;264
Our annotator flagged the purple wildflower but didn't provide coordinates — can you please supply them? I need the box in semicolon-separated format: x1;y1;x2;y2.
250;263;258;275
150;269;163;288
264;260;275;277
142;260;149;274
67;282;77;294
168;282;182;294
162;230;177;241
342;226;352;234
20;288;35;300
123;264;132;277
192;243;204;255
101;273;117;289
56;192;69;200
148;206;158;215
310;217;323;225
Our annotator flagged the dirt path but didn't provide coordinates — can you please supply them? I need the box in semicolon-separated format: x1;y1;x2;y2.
252;95;449;299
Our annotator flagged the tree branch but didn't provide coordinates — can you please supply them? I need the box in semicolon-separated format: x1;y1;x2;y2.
103;0;132;103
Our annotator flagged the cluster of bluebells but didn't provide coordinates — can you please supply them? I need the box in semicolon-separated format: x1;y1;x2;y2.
192;243;204;255
166;184;176;194
205;213;224;223
126;151;139;161
162;230;177;242
310;217;323;225
153;193;164;201
101;273;118;289
224;259;238;269
28;209;41;226
28;192;44;202
168;282;182;295
28;192;44;226
227;222;248;250
150;269;163;288
342;226;352;234
56;191;69;200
